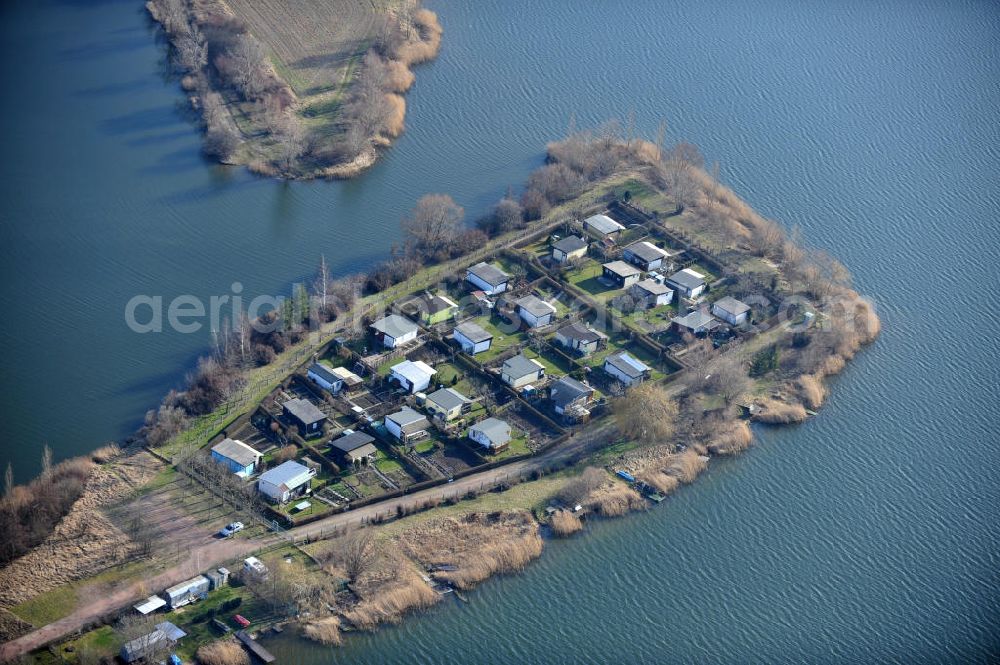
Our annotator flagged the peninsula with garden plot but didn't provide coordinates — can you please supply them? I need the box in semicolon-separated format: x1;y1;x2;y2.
146;0;442;179
0;126;879;662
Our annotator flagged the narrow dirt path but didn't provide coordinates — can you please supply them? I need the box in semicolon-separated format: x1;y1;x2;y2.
0;426;614;661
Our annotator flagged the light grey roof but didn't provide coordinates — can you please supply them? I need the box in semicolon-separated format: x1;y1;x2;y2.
632;278;673;296
331;430;376;453
584;214;625;235
388;406;429;429
712;296;750;316
122;629;169;661
404;292;458;316
624;241;670;263
471;417;512;445
667;268;706;291
503;354;545;380
467;262;510;287
390;359;436;385
553;235;587;253
155;621;186;641
516;294;557;318
603;260;642;278
259;460;313;490
556;321;607;344
211;438;260;468
308;363;340;385
283;398;327;425
672;310;718;330
605;351;651;379
371;314;419;339
550;376;594;408
454;321;493;343
427;387;469;412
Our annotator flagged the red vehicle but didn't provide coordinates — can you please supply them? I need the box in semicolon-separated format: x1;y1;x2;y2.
233;614;251;628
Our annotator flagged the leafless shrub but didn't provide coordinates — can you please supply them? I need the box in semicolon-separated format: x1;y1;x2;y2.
557;467;607;506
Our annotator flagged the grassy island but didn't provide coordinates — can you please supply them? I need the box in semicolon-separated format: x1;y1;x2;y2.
0;127;879;662
146;0;442;179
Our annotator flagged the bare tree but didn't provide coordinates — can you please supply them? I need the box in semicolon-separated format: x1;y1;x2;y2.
558;467;606;506
401;194;464;256
613;383;679;445
229;34;269;100
326;528;378;582
313;255;331;310
695;353;753;406
3;463;12;497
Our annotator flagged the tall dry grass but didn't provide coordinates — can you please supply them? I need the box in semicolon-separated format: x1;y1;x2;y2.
755;399;808;424
707;420;753;455
439;533;543;589
302;617;342;645
666;450;709;484
396;9;443;65
636;470;680;495
343;564;438;630
196;640;249;665
797;375;826;410
395;511;544;591
381;94;406;137
587;484;647;516
549;510;583;537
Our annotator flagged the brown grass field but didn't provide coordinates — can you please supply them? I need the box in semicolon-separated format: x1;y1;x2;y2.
220;0;399;98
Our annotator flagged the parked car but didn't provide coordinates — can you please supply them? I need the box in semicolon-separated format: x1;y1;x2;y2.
219;522;244;537
233;614;251;628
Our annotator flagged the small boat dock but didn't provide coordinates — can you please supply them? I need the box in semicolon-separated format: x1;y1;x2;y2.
236;630;276;663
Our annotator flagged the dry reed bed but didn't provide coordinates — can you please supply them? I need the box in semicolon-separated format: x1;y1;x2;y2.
394;511;543;591
549;510;583;537
0;451;160;608
196;639;250;665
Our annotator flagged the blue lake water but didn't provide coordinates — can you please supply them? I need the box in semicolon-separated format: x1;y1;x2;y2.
0;0;998;661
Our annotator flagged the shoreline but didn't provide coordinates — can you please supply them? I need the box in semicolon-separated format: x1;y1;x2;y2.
145;0;442;180
0;129;879;662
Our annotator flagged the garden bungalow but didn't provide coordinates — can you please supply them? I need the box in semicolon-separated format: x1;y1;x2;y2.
330;430;378;465
121;629;169;664
210;438;262;477
466;262;510;295
389;359;437;393
452;321;493;355
307;363;345;393
283;398;327;437
671;309;720;336
549;376;595;419
711;296;751;326
371;314;419;349
425;387;472;422
468;417;512;452
583;213;625;238
602;260;642;288
401;292;459;325
551;235;588;263
630;279;674;308
623;241;672;271
516;294;557;328
501;354;546;389
257;460;316;503
385;406;430;443
604;351;651;387
554;321;607;356
330;365;364;391
667;268;707;299
164;575;210;609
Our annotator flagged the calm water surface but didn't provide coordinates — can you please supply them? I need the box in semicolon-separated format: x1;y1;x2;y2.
1;0;998;661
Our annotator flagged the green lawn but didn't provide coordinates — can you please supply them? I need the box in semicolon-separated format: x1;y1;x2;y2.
468;315;528;362
565;260;622;303
522;347;574;377
10;585;77;627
